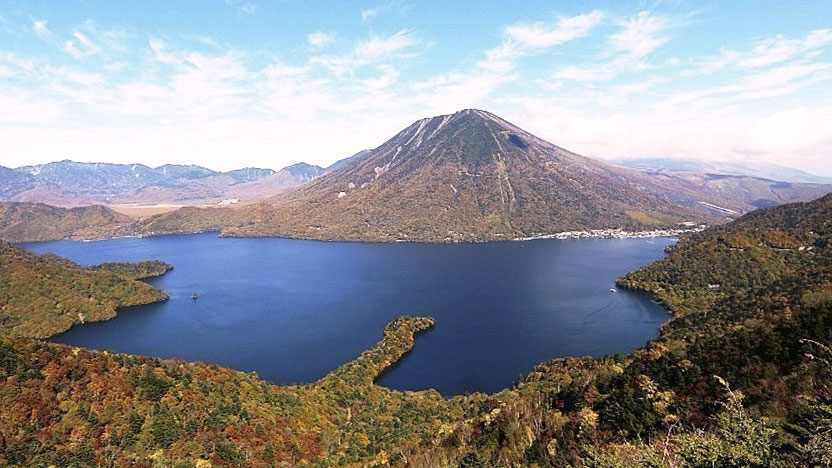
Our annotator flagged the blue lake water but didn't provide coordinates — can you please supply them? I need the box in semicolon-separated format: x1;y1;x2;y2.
24;233;674;395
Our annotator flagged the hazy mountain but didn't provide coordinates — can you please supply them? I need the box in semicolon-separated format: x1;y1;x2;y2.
638;171;832;211
222;162;325;200
0;165;35;199
226;167;277;182
218;109;721;241
617;157;832;184
155;164;218;180
0;160;314;205
17;160;167;197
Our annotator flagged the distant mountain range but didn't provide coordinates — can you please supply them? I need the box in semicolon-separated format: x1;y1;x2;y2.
616;157;832;184
0;160;325;206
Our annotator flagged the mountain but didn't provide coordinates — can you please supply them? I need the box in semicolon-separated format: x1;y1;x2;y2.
155;164;218;180
326;149;372;173
218;109;722;241
0;202;135;242
0;160;313;206
220;162;325;201
635;170;832;211
617;157;832;184
18;160;168;196
225;167;276;182
0;165;35;199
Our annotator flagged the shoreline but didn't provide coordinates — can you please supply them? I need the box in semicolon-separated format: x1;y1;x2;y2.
512;226;706;241
16;224;708;245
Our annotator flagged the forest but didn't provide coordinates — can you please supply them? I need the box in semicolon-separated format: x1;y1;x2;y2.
0;194;831;466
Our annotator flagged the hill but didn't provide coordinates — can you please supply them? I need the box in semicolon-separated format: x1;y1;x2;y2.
0;241;169;338
0;202;135;242
220;109;721;241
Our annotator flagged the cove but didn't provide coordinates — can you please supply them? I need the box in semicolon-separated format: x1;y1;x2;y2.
24;233;674;396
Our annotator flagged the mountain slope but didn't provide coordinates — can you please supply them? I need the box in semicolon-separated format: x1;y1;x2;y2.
0;240;168;338
636;170;832;211
0;202;135;242
224;109;716;241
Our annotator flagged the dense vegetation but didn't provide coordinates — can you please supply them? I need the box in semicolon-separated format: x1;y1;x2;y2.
1;194;831;466
0;241;168;338
93;261;173;280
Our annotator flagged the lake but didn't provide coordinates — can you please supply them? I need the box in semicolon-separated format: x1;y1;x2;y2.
24;233;674;396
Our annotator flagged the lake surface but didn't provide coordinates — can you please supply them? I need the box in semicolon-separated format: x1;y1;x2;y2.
25;233;674;395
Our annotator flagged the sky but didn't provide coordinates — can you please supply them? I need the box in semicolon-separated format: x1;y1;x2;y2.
0;1;831;175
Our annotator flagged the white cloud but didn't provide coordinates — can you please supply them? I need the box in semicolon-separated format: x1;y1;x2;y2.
362;65;399;90
307;31;336;49
554;64;617;82
609;11;669;59
355;29;417;61
361;8;379;22
3;11;832;177
739;28;832;68
312;29;420;77
687;29;832;75
555;11;670;82
480;11;605;76
504;10;603;50
148;38;180;64
32;20;50;38
63;31;101;59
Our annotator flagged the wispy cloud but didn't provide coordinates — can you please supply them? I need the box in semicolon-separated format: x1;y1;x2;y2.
609;11;669;59
686;28;832;77
64;31;99;59
504;10;604;50
312;29;420;77
32;20;50;39
480;10;604;75
3;6;831;175
555;11;671;82
361;8;379;22
307;31;336;49
225;0;257;16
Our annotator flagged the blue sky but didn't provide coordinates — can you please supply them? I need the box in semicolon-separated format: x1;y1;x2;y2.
1;1;831;174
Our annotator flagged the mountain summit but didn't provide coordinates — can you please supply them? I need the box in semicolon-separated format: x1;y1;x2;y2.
219;109;717;241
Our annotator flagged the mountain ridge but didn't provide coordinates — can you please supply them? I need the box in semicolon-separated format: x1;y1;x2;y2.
0;160;324;206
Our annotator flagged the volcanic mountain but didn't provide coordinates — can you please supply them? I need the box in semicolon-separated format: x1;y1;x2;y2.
216;109;720;242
